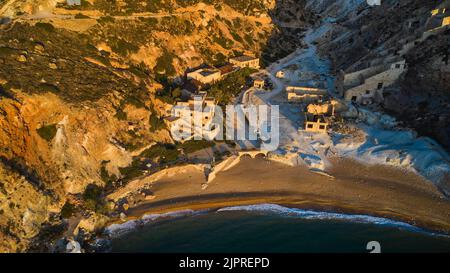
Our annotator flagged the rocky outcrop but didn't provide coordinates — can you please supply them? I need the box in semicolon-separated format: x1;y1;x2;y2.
0;21;172;252
0;159;52;252
313;0;449;152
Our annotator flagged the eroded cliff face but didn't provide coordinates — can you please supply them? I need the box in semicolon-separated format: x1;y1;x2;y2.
0;22;173;251
0;0;448;253
387;31;450;151
0;90;176;251
314;0;449;151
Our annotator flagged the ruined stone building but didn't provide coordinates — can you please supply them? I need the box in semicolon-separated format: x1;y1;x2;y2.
169;92;219;141
253;78;265;89
307;101;335;116
304;114;330;134
336;58;407;105
229;55;260;69
286;86;328;103
186;68;222;85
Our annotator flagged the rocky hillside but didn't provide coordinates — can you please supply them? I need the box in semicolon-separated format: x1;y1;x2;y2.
0;0;314;252
315;0;450;151
0;21;174;252
2;0;447;253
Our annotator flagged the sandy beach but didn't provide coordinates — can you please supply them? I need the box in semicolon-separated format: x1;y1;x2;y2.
109;157;450;234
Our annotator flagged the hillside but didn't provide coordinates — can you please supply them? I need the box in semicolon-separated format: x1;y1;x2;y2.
0;0;449;253
0;0;314;252
315;0;449;151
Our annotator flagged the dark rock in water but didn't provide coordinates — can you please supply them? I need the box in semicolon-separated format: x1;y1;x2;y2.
51;238;69;253
86;238;112;253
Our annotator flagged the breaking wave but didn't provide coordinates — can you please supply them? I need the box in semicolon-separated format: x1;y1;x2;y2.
106;204;449;239
217;204;449;238
106;209;208;238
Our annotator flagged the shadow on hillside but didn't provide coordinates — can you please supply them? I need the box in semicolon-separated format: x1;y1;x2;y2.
260;0;318;67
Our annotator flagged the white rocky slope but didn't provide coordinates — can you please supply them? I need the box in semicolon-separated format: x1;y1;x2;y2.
247;0;450;195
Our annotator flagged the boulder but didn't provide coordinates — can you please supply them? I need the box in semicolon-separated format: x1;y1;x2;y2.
66;239;82;253
74;213;109;235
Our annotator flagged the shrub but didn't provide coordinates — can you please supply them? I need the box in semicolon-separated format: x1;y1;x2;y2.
139;143;180;163
35;22;55;32
208;67;257;105
60;202;76;219
179;140;215;154
75;13;90;19
110;38;139;57
97;16;115;24
230;31;243;43
100;164;117;190
39;83;60;93
82;184;108;213
115;108;127;121
154;49;176;76
37;124;57;142
149;111;166;132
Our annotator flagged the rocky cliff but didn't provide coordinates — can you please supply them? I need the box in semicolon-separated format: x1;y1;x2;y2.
315;0;449;151
1;0;448;252
0;0;314;252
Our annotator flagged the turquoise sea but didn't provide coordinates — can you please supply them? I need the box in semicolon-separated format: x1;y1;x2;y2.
111;204;450;253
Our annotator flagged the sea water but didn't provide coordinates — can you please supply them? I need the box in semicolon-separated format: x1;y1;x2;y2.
111;204;450;253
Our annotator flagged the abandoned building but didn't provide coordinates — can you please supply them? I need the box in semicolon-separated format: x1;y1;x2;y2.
186;68;222;85
286;86;328;103
336;58;407;105
229;55;260;69
253;78;265;89
304;114;330;134
169;92;218;141
306;101;337;116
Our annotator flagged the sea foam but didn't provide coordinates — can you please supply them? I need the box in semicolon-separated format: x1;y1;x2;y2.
217;204;449;237
105;209;206;238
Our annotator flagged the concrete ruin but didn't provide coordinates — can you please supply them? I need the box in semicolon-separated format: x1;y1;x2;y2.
307;100;337;116
286;86;328;103
336;59;407;105
186;68;222;85
229;55;260;69
169;92;218;141
253;78;265;89
304;114;330;134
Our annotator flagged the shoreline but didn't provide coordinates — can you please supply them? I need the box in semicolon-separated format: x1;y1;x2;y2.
106;157;450;236
106;202;450;239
